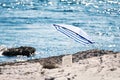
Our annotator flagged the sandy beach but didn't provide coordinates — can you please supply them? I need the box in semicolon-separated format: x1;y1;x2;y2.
0;0;120;80
0;49;120;80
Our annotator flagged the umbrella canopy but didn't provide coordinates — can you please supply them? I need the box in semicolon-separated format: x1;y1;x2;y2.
53;24;95;45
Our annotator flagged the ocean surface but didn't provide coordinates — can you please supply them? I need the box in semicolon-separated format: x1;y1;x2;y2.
0;0;120;62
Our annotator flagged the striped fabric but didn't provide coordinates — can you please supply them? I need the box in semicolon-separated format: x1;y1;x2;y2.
53;24;94;45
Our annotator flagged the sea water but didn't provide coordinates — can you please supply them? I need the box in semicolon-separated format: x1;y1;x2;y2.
0;0;120;62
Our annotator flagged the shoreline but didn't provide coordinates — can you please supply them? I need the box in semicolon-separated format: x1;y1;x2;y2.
0;49;120;66
0;49;120;80
0;49;119;66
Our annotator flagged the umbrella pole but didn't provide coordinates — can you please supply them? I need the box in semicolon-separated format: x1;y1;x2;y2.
62;39;73;67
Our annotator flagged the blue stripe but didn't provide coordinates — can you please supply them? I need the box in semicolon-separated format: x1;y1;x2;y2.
54;24;94;44
55;25;90;44
59;27;89;44
55;25;88;44
59;25;93;44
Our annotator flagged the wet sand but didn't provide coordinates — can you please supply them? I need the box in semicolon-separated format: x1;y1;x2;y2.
0;49;120;80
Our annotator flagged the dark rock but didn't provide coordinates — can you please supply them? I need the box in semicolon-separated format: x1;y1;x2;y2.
2;46;36;57
67;78;71;80
45;77;55;80
72;49;119;62
42;63;58;69
109;68;117;71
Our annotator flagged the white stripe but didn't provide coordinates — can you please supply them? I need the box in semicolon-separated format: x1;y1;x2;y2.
59;26;91;43
54;24;94;44
55;24;93;41
55;26;90;44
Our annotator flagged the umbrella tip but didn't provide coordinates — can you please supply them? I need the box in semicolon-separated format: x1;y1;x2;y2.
53;24;56;26
91;41;95;44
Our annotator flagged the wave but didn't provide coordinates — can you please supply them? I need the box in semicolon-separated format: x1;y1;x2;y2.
0;0;119;9
0;0;119;16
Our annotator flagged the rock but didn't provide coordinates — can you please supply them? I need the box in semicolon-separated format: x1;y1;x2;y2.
45;77;55;80
2;46;36;57
72;49;118;62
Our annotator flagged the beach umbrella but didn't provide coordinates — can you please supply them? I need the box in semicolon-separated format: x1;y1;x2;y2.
53;24;94;45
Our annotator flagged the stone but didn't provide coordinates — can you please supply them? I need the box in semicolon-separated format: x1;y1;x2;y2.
2;46;36;57
45;77;55;80
62;55;72;67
